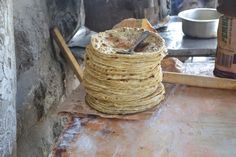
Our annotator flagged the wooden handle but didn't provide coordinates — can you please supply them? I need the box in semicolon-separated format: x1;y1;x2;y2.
51;27;83;82
163;71;236;90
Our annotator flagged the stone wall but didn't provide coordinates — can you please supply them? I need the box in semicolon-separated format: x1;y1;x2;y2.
0;0;16;156
84;0;171;32
13;0;84;156
171;0;217;15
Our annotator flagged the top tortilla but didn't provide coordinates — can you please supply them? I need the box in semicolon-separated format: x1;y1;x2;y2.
91;27;166;56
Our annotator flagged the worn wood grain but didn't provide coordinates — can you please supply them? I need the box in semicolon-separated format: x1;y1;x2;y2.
50;84;236;157
163;71;236;90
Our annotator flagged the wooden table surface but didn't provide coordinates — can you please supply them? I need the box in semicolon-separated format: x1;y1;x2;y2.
50;83;236;157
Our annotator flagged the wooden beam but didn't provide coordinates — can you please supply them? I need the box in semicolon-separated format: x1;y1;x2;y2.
163;71;236;90
51;27;83;82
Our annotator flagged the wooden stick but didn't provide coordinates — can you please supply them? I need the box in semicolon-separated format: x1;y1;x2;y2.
51;27;83;82
163;71;236;90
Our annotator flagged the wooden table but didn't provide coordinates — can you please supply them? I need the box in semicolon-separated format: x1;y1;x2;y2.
49;83;236;157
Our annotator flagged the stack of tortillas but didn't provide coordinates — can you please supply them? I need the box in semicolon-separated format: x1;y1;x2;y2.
84;27;167;114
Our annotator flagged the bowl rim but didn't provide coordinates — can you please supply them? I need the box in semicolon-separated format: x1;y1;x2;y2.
178;8;222;22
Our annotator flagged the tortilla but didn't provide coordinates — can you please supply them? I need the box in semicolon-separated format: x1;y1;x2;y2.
84;27;167;114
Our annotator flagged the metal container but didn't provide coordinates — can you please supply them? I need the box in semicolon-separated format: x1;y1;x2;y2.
178;8;222;38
